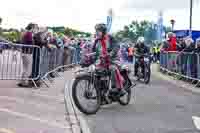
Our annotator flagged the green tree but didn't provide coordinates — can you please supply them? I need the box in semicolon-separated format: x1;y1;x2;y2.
1;29;21;43
115;20;170;45
47;26;91;38
63;27;91;37
115;20;152;42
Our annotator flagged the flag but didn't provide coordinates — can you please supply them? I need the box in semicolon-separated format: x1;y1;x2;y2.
107;16;112;32
107;8;113;33
157;11;164;42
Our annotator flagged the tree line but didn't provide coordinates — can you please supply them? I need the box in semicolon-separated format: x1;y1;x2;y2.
0;17;91;43
114;20;171;45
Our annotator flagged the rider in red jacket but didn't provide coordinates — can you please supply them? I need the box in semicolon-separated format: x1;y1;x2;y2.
93;23;126;96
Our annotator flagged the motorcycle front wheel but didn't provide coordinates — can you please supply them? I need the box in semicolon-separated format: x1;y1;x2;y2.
72;75;101;115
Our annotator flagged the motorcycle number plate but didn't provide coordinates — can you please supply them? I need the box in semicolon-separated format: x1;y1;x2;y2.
144;58;149;62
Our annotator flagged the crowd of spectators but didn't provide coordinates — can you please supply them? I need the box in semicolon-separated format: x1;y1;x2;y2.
0;23;94;87
160;32;200;79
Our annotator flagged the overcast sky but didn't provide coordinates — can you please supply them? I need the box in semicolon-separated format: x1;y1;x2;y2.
0;0;200;33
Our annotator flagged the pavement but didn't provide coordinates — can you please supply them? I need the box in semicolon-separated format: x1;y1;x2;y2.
83;64;200;133
0;70;82;133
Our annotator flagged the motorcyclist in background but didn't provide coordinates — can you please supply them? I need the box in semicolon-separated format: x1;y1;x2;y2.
92;23;126;96
134;37;150;77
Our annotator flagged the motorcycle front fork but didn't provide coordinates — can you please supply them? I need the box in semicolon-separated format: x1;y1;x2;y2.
103;77;112;103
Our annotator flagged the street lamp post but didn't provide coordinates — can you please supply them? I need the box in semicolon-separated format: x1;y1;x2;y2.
189;0;193;37
170;19;175;31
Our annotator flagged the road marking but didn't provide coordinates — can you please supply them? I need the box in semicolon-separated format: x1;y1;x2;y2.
192;116;200;130
0;108;71;129
0;128;15;133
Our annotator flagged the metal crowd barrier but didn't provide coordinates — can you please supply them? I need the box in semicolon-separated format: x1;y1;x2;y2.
160;51;200;85
0;42;41;80
0;42;79;88
40;47;64;77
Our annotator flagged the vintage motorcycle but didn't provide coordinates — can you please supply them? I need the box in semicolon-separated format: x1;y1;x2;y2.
72;53;136;115
135;54;151;84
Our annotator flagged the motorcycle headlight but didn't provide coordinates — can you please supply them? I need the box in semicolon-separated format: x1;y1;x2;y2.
88;65;95;72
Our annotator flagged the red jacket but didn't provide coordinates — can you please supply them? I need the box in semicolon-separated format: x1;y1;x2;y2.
168;37;177;51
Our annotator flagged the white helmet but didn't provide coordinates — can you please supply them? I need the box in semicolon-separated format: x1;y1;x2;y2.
137;37;145;44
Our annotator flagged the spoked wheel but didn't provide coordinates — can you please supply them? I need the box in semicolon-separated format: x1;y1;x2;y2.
118;75;132;106
144;64;151;84
72;75;101;115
